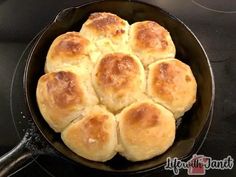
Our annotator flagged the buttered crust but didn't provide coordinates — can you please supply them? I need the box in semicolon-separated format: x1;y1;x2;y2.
36;67;98;132
80;12;130;55
147;59;197;118
61;105;117;162
129;21;176;67
116;100;175;161
45;32;98;73
92;53;146;112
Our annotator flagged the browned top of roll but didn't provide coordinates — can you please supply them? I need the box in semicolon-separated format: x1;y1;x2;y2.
132;21;169;51
80;114;109;145
95;53;139;90
40;71;83;109
86;12;126;37
123;103;160;129
48;32;90;59
117;100;175;161
151;60;194;103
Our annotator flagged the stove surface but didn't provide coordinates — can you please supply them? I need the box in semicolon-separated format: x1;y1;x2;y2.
0;0;235;176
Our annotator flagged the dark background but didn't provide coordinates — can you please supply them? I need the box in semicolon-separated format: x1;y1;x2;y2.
0;0;235;176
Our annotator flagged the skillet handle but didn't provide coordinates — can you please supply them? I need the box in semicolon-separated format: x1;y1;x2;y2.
0;132;34;177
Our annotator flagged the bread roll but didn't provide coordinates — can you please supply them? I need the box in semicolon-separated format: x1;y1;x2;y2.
129;21;176;66
147;59;197;118
61;105;117;162
80;12;130;55
36;67;98;132
117;100;175;161
45;32;98;73
92;53;146;112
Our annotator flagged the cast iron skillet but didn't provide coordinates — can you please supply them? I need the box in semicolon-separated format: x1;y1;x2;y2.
0;0;215;176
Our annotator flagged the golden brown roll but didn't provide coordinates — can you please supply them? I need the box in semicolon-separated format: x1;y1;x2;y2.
80;12;130;55
45;32;98;73
61;105;117;162
92;53;146;112
36;67;98;132
117;100;175;161
129;21;176;66
147;59;197;118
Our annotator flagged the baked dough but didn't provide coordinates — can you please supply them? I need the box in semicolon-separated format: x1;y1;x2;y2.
36;67;98;132
147;59;197;118
129;21;176;67
117;100;175;161
92;53;146;112
61;105;117;162
80;12;130;55
45;32;97;73
36;12;198;162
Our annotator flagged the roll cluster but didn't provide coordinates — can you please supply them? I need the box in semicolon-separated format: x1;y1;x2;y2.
36;12;197;162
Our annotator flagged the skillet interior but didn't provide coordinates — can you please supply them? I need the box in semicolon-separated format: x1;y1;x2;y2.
24;0;214;173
